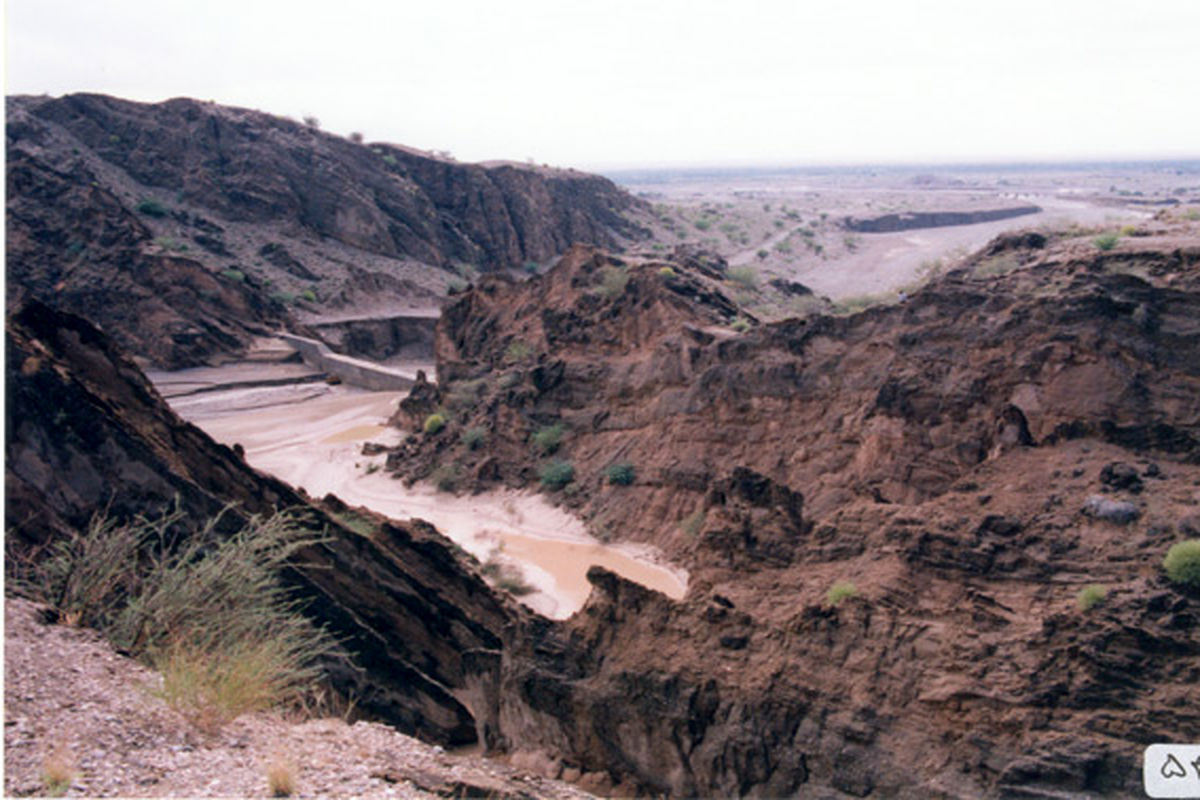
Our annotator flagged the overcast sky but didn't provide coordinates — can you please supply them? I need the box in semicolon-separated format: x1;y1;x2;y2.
6;0;1199;169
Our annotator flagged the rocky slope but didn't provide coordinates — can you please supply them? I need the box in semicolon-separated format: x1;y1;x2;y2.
4;300;519;747
6;93;650;367
386;220;1200;796
843;205;1042;233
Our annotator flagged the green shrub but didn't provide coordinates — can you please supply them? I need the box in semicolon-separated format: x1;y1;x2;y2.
270;291;295;305
1164;539;1200;587
532;423;565;455
827;581;858;607
539;459;574;490
300;288;317;303
523;261;540;274
727;266;759;290
461;427;487;450
137;199;167;218
15;508;338;732
594;265;629;299
694;218;712;231
658;266;676;278
730;317;751;333
1077;584;1107;611
423;413;446;434
381;154;398;167
1093;233;1120;251
220;268;246;283
606;462;635;486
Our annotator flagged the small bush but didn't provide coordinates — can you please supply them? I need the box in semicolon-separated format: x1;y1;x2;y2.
594;265;629;299
539;459;574;490
658;266;676;278
694;218;712;231
348;131;364;144
431;463;459;492
503;340;533;364
1093;232;1120;251
220;268;246;283
423;413;446;435
270;291;295;305
730;317;751;333
1164;539;1200;587
300;288;317;303
727;266;759;290
381;154;398;167
302;115;320;129
266;756;297;797
461;427;487;450
827;581;858;607
40;746;74;797
679;509;706;536
523;261;540;274
137;198;167;218
1077;584;1108;611
606;462;635;485
532;423;565;455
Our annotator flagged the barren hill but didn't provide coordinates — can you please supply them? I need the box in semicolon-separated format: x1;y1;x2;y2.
5;93;650;367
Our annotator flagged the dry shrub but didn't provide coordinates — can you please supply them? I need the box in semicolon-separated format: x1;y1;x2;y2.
265;754;298;797
40;744;75;797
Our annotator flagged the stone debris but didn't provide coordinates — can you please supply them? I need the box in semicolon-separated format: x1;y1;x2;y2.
3;598;594;799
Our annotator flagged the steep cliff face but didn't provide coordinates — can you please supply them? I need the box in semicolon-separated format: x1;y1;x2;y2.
389;227;1200;796
6;93;650;366
5;300;519;746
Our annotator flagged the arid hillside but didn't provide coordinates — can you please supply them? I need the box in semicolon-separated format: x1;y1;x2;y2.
384;217;1200;797
5;93;651;367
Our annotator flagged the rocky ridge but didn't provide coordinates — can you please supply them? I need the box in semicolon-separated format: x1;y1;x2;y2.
6;93;651;367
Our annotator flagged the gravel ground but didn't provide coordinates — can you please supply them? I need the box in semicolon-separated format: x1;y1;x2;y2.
4;598;595;799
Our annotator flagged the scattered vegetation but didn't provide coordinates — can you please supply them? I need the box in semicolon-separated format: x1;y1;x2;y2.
523;261;540;274
730;317;752;333
1077;584;1108;611
539;459;575;490
1164;540;1200;588
827;581;858;607
594;265;629;299
833;293;889;315
299;288;317;303
423;413;447;435
333;509;375;538
1093;232;1120;251
137;198;167;218
381;154;398;167
220;268;246;283
481;556;536;596
605;462;636;486
658;266;676;278
532;422;565;455
270;291;295;305
461;426;487;451
13;508;339;733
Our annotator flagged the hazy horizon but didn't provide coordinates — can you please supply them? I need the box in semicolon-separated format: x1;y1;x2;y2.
7;1;1199;171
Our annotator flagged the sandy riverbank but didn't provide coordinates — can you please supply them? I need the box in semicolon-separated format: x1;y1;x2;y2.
174;382;687;619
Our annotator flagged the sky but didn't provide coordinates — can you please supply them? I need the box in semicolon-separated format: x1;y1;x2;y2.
5;0;1199;170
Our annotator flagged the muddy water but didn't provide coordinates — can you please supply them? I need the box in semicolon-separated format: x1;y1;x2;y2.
181;384;687;619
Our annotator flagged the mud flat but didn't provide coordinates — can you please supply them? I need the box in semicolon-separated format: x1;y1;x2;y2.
166;373;687;619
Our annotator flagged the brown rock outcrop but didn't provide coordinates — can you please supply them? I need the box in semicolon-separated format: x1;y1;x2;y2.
388;230;1200;796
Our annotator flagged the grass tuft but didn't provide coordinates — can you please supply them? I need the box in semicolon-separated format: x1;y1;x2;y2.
266;755;298;797
40;745;75;797
532;423;565;455
1077;584;1107;611
16;507;340;734
827;581;858;607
